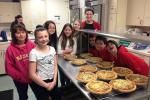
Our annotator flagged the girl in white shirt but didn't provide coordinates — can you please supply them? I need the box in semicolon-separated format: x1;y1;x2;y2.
29;27;62;100
57;23;77;86
57;23;77;55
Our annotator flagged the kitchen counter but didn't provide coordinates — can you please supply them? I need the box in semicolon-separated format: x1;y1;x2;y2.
58;56;150;100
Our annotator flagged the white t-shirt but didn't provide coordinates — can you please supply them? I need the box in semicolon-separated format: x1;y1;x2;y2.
29;46;56;80
57;37;77;54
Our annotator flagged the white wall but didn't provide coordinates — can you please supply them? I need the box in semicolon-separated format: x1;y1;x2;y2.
21;0;70;36
45;0;70;36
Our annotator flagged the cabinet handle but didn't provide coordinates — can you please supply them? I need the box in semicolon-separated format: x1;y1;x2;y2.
140;20;143;25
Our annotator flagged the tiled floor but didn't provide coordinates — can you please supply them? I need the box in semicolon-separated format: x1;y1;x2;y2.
0;75;36;100
0;75;87;100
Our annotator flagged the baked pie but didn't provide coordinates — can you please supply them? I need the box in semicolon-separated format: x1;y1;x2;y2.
79;65;97;72
96;70;117;81
110;79;136;93
86;81;112;94
80;53;92;58
126;74;148;86
87;57;102;63
112;67;133;77
63;54;77;61
76;72;97;83
71;59;86;65
96;61;114;69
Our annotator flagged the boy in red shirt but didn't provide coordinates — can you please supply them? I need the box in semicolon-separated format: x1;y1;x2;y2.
106;40;149;76
89;36;107;57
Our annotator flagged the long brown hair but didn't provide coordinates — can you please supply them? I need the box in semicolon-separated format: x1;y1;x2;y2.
58;23;74;50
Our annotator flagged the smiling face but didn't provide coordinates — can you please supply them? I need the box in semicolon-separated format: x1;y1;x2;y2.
73;20;81;30
95;40;106;51
48;23;56;35
107;42;118;55
85;11;94;22
35;30;49;47
64;26;73;37
15;29;26;44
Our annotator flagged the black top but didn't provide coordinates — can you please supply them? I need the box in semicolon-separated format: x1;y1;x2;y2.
47;33;57;51
84;23;94;30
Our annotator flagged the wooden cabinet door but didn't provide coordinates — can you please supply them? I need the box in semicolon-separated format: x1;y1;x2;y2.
0;2;21;23
143;0;150;26
126;0;145;26
0;50;5;74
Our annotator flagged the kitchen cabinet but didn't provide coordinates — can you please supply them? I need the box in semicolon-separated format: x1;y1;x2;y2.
0;42;9;74
0;2;21;23
143;0;150;26
108;0;127;33
0;50;6;74
21;0;46;31
126;0;150;26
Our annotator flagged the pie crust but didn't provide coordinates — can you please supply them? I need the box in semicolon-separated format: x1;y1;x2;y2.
112;67;133;77
125;74;148;86
63;54;77;61
96;70;117;81
76;72;97;83
79;65;97;72
71;59;86;65
86;81;112;94
110;79;136;93
80;53;92;58
87;57;102;63
96;61;114;69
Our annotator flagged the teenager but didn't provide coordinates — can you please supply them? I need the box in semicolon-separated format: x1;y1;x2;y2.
57;23;77;55
44;20;58;50
107;40;149;76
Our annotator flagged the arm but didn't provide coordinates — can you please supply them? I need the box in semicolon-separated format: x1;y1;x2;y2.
5;49;23;82
57;37;63;55
29;61;50;89
51;54;58;88
71;38;77;54
123;52;149;76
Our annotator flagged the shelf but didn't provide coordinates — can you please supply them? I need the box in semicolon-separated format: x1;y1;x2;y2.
79;29;150;45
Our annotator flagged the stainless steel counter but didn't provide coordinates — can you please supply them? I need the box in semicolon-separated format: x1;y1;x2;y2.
58;56;150;100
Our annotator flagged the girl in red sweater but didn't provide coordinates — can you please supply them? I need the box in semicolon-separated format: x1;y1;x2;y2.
106;40;149;76
5;24;35;100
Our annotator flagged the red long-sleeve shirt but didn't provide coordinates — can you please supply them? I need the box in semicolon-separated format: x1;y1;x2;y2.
104;46;149;76
5;40;35;83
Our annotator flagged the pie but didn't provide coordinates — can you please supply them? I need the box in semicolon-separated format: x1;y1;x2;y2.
80;53;92;58
76;72;97;83
125;74;148;86
71;59;86;65
79;65;97;72
112;67;133;77
86;81;112;94
96;61;114;69
63;54;77;61
110;79;136;93
96;70;117;81
87;57;102;63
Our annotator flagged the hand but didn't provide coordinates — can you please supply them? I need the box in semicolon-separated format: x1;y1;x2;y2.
65;48;73;53
46;83;52;91
46;81;56;91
